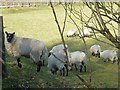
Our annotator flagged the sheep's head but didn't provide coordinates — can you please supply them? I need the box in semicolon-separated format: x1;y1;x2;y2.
5;31;15;43
96;50;100;58
113;51;118;62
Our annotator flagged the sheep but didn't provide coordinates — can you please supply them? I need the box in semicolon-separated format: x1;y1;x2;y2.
70;51;88;72
50;44;71;62
48;51;68;76
79;28;93;38
5;31;49;72
50;44;68;53
100;50;118;63
50;44;71;70
66;29;78;37
90;44;101;58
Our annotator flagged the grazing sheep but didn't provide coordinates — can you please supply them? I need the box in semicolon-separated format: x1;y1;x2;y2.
70;51;88;72
50;44;71;62
100;50;118;63
5;31;49;72
90;44;101;58
48;52;68;76
50;44;68;53
79;28;93;38
50;44;71;70
67;29;78;37
86;28;93;33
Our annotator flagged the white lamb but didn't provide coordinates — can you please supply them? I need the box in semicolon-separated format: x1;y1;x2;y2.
66;29;78;37
5;31;49;72
90;44;101;58
79;28;93;38
48;51;68;76
100;50;118;63
70;51;88;72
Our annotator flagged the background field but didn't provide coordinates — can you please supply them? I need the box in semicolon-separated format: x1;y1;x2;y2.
2;4;118;88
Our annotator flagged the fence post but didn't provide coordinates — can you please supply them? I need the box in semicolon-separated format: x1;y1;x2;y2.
0;16;7;82
118;3;120;89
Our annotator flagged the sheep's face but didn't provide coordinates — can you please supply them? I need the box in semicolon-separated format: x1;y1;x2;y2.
114;56;118;61
96;50;100;58
5;32;15;43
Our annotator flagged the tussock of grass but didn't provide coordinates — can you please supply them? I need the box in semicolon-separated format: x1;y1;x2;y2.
2;5;118;88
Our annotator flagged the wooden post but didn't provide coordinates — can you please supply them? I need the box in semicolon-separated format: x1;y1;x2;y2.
0;16;7;81
118;3;120;89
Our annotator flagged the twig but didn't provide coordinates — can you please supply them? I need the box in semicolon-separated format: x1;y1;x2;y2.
50;1;70;66
76;74;95;89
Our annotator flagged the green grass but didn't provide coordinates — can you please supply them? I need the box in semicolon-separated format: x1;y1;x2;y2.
2;4;118;88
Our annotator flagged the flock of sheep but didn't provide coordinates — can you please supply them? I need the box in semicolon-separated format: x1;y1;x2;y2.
5;31;118;76
66;28;93;38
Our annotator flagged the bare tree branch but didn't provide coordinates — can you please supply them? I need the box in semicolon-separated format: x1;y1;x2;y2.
50;1;70;70
61;3;68;34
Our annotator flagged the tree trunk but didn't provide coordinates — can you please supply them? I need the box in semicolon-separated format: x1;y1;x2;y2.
0;16;7;79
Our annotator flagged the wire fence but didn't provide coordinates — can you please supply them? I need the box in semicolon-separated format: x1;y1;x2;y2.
0;0;81;8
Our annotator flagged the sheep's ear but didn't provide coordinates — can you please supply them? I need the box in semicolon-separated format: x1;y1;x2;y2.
5;31;8;35
13;32;15;35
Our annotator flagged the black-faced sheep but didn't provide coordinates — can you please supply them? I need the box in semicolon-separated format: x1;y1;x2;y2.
70;51;88;72
79;28;93;38
100;50;118;63
66;29;78;37
5;31;49;72
90;44;101;58
48;52;68;76
50;44;71;63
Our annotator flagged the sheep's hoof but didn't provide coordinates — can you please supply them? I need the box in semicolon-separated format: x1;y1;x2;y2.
18;63;22;68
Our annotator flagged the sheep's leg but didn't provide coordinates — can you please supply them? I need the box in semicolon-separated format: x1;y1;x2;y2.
84;65;86;72
17;58;22;68
64;64;68;76
92;52;95;56
81;61;86;72
74;64;78;71
62;67;65;76
80;65;83;72
37;61;42;72
98;55;100;58
42;60;45;66
60;70;62;76
51;71;55;75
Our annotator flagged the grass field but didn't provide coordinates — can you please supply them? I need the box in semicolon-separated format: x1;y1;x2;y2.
2;4;119;88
